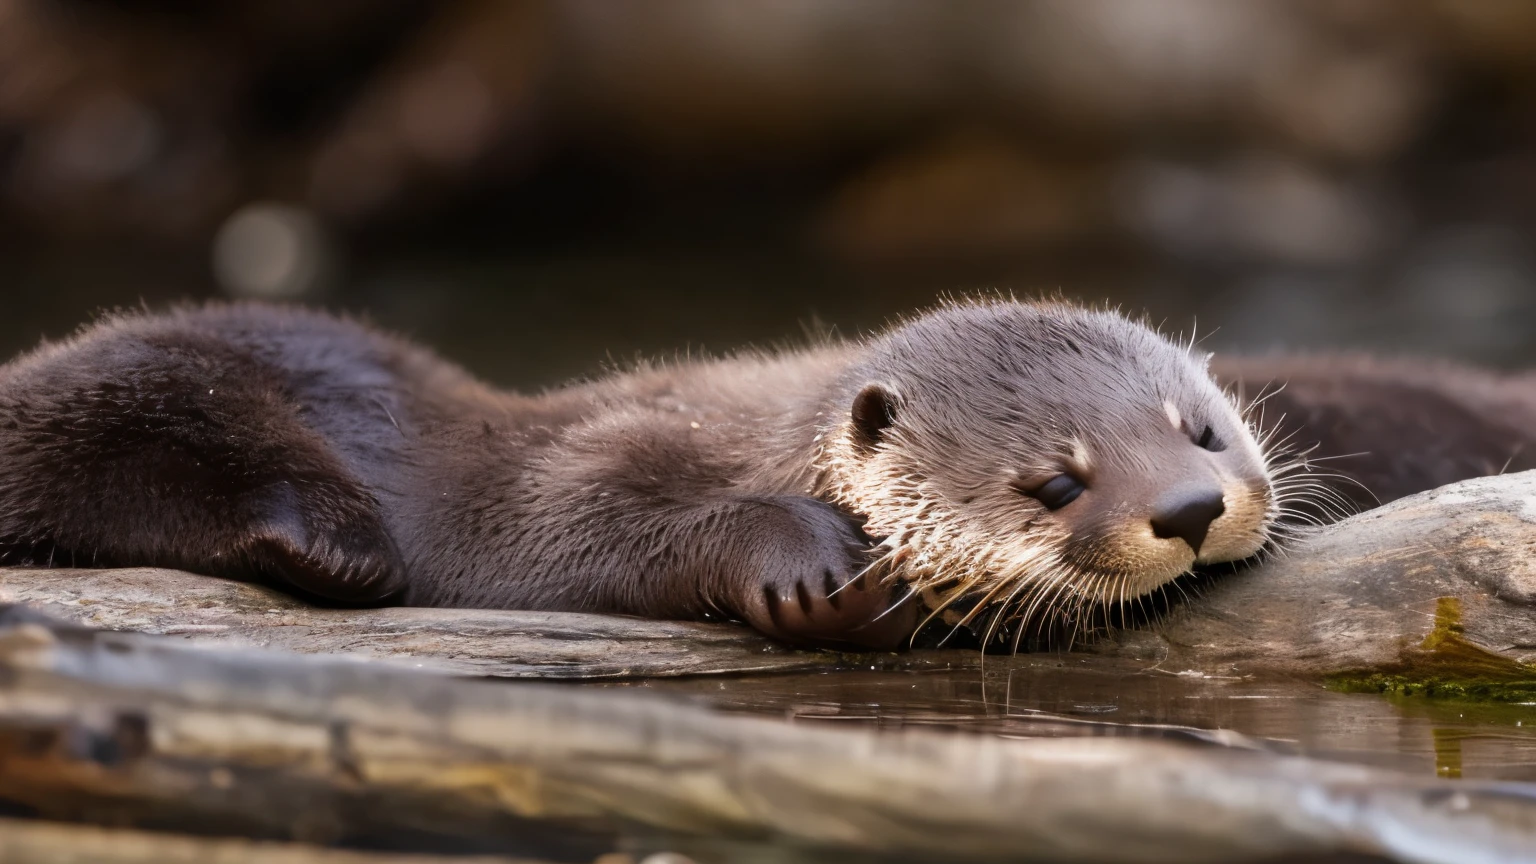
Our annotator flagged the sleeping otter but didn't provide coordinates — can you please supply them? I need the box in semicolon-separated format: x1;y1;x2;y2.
0;299;1526;650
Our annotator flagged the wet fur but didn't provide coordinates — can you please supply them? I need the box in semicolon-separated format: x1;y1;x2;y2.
0;303;911;648
1;300;1529;650
1213;354;1536;515
814;303;1275;645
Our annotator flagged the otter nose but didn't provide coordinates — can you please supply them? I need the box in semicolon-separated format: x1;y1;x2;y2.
1150;488;1225;555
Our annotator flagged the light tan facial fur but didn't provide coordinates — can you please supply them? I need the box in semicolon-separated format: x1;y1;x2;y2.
813;299;1292;642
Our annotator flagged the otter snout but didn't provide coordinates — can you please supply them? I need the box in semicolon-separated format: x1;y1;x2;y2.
1149;486;1225;555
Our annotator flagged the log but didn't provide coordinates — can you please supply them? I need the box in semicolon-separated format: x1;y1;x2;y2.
2;471;1535;685
0;617;1533;864
0;816;563;864
0;567;840;679
1089;471;1536;694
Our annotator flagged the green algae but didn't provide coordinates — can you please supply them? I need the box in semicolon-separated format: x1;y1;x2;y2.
1326;597;1536;703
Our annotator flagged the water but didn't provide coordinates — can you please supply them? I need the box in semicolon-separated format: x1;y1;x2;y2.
613;655;1536;782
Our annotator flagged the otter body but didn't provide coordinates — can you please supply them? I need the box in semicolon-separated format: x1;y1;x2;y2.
0;304;916;647
0;300;1524;649
1212;354;1536;512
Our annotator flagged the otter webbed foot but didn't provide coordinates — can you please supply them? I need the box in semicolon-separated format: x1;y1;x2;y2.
726;497;917;651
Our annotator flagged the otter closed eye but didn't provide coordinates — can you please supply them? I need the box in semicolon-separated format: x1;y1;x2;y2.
1010;473;1086;510
1193;424;1224;452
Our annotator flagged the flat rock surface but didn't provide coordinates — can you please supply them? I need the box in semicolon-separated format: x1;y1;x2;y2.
0;567;839;678
1090;471;1536;678
2;618;1534;864
2;471;1535;681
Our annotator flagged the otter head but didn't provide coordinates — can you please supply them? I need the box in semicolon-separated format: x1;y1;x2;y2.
817;299;1275;635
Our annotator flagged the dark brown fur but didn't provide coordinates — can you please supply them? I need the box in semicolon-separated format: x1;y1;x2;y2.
1213;354;1536;513
0;303;913;648
0;301;1527;650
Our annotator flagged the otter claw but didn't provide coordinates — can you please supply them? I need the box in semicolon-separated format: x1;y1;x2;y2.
732;498;917;650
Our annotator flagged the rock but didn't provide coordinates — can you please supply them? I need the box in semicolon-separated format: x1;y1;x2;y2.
0;613;1532;863
1090;470;1536;696
0;567;840;679
0;816;558;864
4;471;1535;689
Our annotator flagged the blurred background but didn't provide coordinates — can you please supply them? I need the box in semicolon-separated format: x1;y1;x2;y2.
5;0;1536;386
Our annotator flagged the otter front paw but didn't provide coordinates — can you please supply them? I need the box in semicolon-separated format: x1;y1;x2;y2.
733;498;916;651
240;480;406;604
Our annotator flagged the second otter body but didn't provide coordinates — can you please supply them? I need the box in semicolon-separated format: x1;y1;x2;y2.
1212;354;1536;513
0;299;1527;649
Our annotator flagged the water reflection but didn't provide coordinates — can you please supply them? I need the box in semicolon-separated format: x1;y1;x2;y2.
613;657;1536;782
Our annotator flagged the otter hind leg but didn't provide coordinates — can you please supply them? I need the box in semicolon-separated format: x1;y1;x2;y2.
0;332;405;604
718;496;917;650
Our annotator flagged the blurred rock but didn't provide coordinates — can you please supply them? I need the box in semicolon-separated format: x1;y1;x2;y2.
814;130;1103;263
307;0;549;219
3;0;1536;359
1395;225;1536;361
554;0;954;157
212;201;332;299
1116;155;1384;266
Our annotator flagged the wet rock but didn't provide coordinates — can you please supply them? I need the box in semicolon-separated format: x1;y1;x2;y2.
0;609;1533;863
4;470;1536;690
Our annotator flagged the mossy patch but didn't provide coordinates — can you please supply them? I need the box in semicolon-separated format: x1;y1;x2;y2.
1326;597;1536;702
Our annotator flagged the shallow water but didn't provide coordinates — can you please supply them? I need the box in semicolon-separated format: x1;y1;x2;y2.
613;655;1536;782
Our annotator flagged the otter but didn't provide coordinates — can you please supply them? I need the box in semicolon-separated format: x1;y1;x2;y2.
0;299;1524;650
1211;354;1536;513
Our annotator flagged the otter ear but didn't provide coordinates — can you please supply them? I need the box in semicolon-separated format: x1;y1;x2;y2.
851;383;899;447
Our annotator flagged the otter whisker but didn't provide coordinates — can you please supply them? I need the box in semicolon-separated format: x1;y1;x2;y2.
1012;564;1079;645
1154;571;1199;633
1064;577;1107;649
1006;570;1070;654
1270;479;1358;508
918;570;991;645
1238;380;1288;418
1270;480;1365;520
987;573;1045;652
830;546;897;598
954;572;1029;631
1301;451;1373;463
969;549;1060;632
868;584;923;630
991;572;1050;649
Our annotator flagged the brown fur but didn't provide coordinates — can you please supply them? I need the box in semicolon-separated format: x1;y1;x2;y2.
1;299;1518;649
1213;354;1536;515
